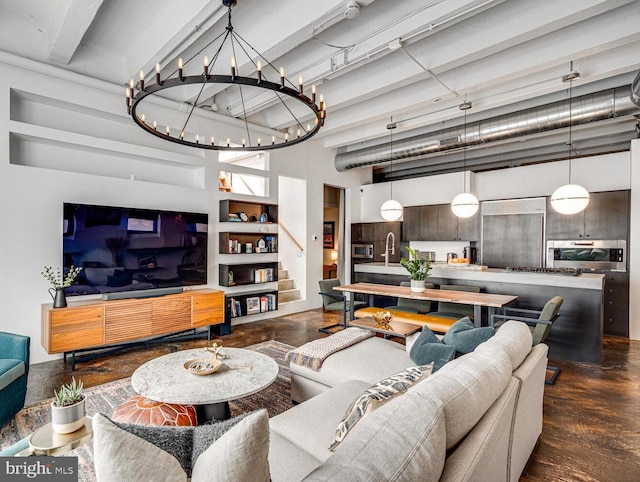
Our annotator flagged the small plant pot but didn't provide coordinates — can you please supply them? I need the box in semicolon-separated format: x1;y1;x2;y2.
410;279;425;292
51;398;86;434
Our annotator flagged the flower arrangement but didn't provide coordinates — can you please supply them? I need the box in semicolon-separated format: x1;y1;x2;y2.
400;247;431;281
53;377;85;407
41;265;83;288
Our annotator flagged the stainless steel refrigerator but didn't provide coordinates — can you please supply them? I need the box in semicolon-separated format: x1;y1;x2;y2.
480;198;547;269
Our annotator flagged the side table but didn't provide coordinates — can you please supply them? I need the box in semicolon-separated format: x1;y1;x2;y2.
14;417;93;457
348;316;421;339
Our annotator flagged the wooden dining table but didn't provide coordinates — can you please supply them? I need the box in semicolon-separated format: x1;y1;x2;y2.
334;282;519;328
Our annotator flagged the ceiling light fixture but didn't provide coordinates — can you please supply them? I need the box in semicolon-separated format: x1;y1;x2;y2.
125;0;325;151
551;61;590;215
451;100;479;218
380;117;403;221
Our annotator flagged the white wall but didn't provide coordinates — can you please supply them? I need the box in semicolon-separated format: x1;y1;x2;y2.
629;139;640;340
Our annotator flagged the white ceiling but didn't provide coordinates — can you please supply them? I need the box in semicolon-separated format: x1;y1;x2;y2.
1;0;638;175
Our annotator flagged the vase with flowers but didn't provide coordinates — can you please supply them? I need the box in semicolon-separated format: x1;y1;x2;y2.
41;265;83;308
400;247;431;292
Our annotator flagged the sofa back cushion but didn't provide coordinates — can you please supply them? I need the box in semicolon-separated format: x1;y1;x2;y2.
415;344;512;449
305;394;446;482
479;320;532;371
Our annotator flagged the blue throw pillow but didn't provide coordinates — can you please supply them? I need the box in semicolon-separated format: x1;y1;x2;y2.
409;327;456;371
443;317;495;354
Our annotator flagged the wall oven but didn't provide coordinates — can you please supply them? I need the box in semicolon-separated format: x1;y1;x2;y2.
352;243;374;259
547;240;626;271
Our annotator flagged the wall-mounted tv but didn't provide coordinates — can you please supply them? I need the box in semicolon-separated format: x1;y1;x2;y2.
63;203;208;297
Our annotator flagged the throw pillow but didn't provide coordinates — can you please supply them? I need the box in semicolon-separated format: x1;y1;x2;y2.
329;364;433;451
409;327;456;372
93;410;270;482
443;317;495;354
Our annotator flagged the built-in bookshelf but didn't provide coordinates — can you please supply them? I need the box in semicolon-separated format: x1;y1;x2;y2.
219;200;278;223
226;289;278;322
218;262;279;287
219;232;278;254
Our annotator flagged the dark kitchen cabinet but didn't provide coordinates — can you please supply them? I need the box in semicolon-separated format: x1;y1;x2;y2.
351;222;375;242
546;190;629;240
603;271;629;337
402;204;479;241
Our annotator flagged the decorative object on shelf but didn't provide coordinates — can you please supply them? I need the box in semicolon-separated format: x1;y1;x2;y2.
400;247;431;292
204;342;228;360
451;100;480;218
380;117;403;221
183;358;222;375
125;0;325;151
51;377;86;434
372;311;394;331
42;265;83;308
551;61;590;215
259;213;268;223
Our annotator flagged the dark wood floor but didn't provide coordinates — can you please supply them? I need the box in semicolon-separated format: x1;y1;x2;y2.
26;309;640;480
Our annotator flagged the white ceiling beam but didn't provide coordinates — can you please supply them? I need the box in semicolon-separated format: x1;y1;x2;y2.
48;0;104;64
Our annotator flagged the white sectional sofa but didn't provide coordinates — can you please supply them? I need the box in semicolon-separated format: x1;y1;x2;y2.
268;320;547;481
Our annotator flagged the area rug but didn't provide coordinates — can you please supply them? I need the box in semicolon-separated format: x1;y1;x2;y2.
0;340;294;482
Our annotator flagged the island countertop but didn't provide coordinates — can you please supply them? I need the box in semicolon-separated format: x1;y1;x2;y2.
354;262;605;290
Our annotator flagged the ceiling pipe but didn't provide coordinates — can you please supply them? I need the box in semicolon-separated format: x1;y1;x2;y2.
334;86;639;172
631;70;640;107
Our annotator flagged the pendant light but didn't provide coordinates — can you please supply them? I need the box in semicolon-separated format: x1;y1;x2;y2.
551;62;590;215
451;100;479;218
380;117;403;221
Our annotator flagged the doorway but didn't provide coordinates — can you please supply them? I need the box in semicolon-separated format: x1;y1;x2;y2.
323;185;344;281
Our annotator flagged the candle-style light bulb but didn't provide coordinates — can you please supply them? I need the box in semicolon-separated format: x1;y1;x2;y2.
311;84;316;103
231;57;236;79
257;138;261;147
153;120;157;130
141;114;146;123
178;58;184;80
299;75;303;94
125;87;131;107
155;63;161;84
285;132;289;142
280;67;285;88
139;70;145;91
242;138;245;147
226;138;230;147
180;131;184;140
297;128;301;138
320;94;325;111
204;55;209;76
166;126;170;136
211;136;215;146
271;135;275;145
129;79;135;91
196;134;200;144
257;61;262;82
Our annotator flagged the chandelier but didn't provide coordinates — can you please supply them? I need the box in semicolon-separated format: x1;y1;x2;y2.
125;0;326;151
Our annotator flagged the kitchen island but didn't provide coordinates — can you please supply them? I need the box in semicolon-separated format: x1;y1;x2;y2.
353;262;605;364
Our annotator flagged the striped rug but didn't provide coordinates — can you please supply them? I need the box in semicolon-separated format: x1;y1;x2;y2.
0;340;294;482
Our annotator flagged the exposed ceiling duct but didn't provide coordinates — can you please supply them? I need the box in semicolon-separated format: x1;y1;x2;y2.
334;86;639;172
631;70;640;108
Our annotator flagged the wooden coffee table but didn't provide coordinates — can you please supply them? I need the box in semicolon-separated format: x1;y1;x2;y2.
131;347;279;422
348;316;421;339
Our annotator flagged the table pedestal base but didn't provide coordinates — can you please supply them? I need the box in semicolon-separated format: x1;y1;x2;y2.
197;402;231;422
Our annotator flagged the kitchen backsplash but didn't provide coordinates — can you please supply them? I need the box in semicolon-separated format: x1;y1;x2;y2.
409;241;471;263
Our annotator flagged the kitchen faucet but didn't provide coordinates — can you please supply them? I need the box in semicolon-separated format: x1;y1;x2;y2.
383;231;395;267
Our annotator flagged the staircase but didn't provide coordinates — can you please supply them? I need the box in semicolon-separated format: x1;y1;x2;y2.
278;262;301;303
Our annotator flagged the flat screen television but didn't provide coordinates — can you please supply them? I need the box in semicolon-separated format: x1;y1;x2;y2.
63;203;208;297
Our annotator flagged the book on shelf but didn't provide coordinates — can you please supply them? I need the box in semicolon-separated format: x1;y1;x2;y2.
253;268;275;283
229;297;243;317
260;296;268;312
246;296;261;314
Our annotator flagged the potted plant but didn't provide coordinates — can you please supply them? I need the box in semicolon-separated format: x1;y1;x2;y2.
400;247;431;292
51;377;86;434
41;265;83;308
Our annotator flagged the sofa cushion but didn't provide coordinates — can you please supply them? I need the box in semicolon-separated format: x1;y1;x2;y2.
270;379;370;463
329;364;433;451
480;320;533;370
413;344;512;449
443;317;495;354
0;360;25;391
288;337;413;388
93;410;270;481
269;431;323;482
304;392;446;482
409;328;456;371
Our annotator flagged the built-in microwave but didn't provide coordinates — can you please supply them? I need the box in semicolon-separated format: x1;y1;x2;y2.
547;240;626;271
352;243;374;259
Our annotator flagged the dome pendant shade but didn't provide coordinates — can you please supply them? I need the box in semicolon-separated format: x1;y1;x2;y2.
380;199;403;221
451;192;479;218
550;184;590;215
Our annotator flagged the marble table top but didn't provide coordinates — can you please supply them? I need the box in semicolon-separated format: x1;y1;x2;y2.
131;347;279;405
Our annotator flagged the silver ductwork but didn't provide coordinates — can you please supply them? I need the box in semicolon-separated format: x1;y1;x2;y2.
335;86;639;172
631;71;640;107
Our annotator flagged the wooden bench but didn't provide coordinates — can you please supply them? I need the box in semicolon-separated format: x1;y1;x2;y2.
354;307;460;334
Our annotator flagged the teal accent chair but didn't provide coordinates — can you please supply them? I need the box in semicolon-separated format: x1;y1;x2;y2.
318;279;366;334
385;281;435;314
0;332;30;428
490;296;563;384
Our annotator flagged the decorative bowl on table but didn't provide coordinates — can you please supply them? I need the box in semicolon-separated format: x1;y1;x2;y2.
183;358;222;376
372;311;394;330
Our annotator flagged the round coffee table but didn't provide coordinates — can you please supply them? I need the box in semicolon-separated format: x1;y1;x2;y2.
131;347;279;422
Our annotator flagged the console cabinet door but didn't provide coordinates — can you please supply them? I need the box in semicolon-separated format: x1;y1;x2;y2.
44;305;104;353
105;300;153;344
153;296;191;334
192;291;225;327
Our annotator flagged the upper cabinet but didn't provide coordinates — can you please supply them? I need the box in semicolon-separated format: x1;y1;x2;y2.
402;204;479;241
546;190;629;240
351;222;376;242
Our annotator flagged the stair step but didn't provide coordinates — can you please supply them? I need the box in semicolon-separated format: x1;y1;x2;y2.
279;289;300;303
278;269;288;279
278;278;294;291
